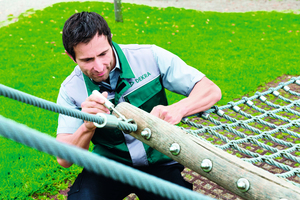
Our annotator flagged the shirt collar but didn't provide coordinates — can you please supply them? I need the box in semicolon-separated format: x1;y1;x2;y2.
112;41;135;79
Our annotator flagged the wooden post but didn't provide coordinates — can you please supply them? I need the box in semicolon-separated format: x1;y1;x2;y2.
115;102;300;200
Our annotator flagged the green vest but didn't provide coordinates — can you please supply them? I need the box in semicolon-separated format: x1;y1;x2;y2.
83;42;173;166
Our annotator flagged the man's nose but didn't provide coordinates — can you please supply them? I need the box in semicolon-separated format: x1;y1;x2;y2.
94;58;104;72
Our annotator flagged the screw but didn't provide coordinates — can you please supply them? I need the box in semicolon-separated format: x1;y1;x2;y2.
201;159;212;172
170;143;180;156
141;128;151;140
236;178;250;192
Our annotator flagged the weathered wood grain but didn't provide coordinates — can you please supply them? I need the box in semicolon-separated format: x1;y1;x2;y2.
115;102;300;200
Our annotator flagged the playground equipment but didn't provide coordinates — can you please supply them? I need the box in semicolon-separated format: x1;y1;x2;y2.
0;76;300;199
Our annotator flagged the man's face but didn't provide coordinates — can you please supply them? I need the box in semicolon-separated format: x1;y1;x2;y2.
73;34;115;83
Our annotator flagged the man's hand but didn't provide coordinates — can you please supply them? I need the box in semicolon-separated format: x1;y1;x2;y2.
150;104;184;125
81;91;110;130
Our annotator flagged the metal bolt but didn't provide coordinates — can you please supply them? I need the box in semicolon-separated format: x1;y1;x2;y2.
236;178;250;192
273;91;280;97
169;143;180;156
201;159;213;172
141;128;151;140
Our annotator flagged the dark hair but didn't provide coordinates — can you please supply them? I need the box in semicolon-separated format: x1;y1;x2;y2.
62;12;112;61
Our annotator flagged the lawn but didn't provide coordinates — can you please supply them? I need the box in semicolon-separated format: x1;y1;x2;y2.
0;1;299;199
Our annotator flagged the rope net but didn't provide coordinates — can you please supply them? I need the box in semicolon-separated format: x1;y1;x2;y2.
182;75;300;190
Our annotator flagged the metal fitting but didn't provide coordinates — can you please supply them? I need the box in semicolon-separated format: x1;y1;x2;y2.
283;86;290;92
233;105;241;113
216;110;225;117
201;159;213;172
273;91;280;97
236;178;250;192
169;143;181;156
246;100;254;107
141;128;151;140
181;117;188;123
94;113;108;128
259;96;267;102
122;119;137;134
201;112;210;120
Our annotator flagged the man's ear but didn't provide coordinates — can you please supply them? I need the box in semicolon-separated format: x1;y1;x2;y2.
65;50;76;63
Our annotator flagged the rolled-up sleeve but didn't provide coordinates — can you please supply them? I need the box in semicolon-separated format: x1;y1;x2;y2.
151;45;205;96
56;85;83;134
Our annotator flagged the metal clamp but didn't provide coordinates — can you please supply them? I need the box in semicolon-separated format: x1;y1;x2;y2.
94;113;107;128
93;113;119;129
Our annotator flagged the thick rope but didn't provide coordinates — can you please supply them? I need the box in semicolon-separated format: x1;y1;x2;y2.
0;115;213;200
0;84;137;133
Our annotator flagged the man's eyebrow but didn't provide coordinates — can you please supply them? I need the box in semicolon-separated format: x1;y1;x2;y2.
78;56;93;61
98;49;109;55
78;49;109;61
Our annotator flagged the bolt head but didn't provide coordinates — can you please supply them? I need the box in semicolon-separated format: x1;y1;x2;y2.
169;143;180;155
201;159;212;172
141;128;151;140
236;178;250;192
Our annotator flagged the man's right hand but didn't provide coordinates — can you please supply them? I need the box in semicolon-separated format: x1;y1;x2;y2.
81;91;110;131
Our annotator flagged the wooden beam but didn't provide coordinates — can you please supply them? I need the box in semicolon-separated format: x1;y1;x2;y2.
115;102;300;200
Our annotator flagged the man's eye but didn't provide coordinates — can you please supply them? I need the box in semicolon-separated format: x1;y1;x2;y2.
84;58;92;62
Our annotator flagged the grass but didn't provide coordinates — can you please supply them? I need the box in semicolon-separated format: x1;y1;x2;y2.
0;1;299;199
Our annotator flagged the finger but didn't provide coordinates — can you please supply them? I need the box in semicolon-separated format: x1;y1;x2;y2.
150;106;161;118
102;91;108;98
82;101;110;114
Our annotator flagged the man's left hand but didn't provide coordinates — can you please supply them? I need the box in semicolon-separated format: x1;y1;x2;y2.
150;105;184;125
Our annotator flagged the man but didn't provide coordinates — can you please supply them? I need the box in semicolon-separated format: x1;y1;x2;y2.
56;11;221;200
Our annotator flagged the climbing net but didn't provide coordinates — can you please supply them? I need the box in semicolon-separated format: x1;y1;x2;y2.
183;76;300;188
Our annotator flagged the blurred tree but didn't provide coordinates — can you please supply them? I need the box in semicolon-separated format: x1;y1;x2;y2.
114;0;123;22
